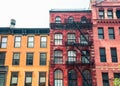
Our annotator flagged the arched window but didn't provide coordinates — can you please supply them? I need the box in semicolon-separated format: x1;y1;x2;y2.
55;16;61;23
54;50;63;64
81;16;87;23
68;17;74;23
68;51;76;62
54;70;63;86
68;70;77;86
82;70;92;86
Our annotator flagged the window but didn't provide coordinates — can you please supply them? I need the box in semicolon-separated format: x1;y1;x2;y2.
98;27;104;39
40;53;46;65
68;51;76;62
110;48;117;62
81;16;87;23
0;52;6;65
54;33;62;45
107;10;113;19
14;36;21;48
67;33;76;43
116;10;120;19
39;72;46;86
55;16;61;23
54;50;63;64
54;70;63;86
81;51;90;63
99;10;104;19
12;53;20;65
99;48;106;62
82;70;92;86
68;17;74;23
68;70;77;86
27;36;34;48
108;28;115;39
1;36;7;48
114;73;120;78
102;73;109;86
25;72;32;86
0;73;6;86
10;72;18;86
80;34;88;45
40;37;47;48
26;53;33;65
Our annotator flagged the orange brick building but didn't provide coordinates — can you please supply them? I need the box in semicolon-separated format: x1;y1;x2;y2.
0;27;50;86
91;0;120;86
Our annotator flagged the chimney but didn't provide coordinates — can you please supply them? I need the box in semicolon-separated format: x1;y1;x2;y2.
10;19;16;28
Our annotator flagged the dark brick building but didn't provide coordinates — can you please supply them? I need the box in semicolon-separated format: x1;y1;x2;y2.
49;9;96;86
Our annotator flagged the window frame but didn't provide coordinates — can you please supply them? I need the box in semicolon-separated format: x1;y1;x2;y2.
40;53;47;65
68;50;76;62
108;27;115;39
102;73;110;86
54;33;63;45
40;36;47;48
99;10;104;19
26;53;33;65
10;72;18;86
25;72;32;86
54;50;63;64
1;36;8;48
107;10;113;19
0;72;6;86
0;52;6;65
99;48;106;62
14;36;21;48
12;52;20;65
55;16;61;23
81;50;90;63
39;72;46;86
98;27;104;39
110;48;118;62
27;36;34;48
67;33;76;43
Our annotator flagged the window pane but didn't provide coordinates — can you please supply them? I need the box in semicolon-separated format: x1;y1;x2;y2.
40;53;46;65
26;53;33;65
54;34;62;45
0;73;5;86
102;73;109;86
55;17;61;23
11;72;18;85
25;72;32;84
111;48;117;62
0;52;6;65
28;36;34;48
98;28;104;39
100;48;106;62
1;37;7;48
41;37;47;48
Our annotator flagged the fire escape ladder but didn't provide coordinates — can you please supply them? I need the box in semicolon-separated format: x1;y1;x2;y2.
75;65;90;86
74;44;90;63
73;22;89;43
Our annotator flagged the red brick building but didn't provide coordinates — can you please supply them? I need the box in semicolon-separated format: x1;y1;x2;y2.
49;9;96;86
91;0;120;86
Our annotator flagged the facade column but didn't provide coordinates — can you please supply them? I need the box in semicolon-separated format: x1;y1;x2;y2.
113;8;117;19
104;8;108;19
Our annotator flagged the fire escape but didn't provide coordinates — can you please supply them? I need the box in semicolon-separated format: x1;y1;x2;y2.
50;17;94;86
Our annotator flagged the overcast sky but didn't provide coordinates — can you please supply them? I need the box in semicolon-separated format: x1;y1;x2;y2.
0;0;90;28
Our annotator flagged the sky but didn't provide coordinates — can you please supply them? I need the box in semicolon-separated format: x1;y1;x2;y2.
0;0;90;28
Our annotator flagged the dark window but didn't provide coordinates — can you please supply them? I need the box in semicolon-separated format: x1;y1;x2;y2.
54;50;63;64
81;16;87;23
68;51;76;62
40;53;46;65
10;72;18;86
111;48;117;62
54;70;63;86
99;48;106;62
40;37;47;48
0;52;6;65
114;73;120;78
67;33;76;43
1;36;7;48
80;34;88;45
54;34;62;45
26;53;33;65
98;27;104;39
68;17;74;23
55;16;61;23
27;36;34;48
99;10;104;19
0;73;6;86
81;51;90;63
68;70;77;86
12;52;20;65
25;72;32;86
107;10;113;19
14;36;21;48
82;70;92;86
102;73;109;86
39;72;46;86
116;10;120;19
108;28;115;39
